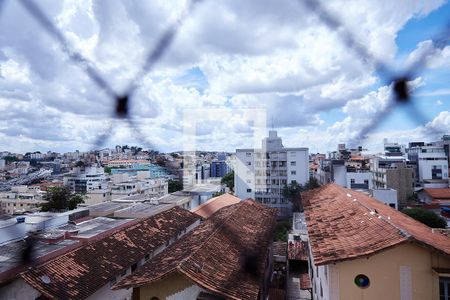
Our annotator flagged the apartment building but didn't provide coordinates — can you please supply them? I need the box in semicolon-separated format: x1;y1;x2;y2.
63;166;107;194
408;145;449;187
302;184;450;300
235;131;309;217
370;156;414;209
0;186;47;215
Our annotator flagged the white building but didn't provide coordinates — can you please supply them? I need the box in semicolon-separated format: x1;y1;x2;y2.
64;166;107;194
235;131;309;217
416;146;448;182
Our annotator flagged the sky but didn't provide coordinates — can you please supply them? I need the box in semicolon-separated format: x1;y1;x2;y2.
0;0;449;154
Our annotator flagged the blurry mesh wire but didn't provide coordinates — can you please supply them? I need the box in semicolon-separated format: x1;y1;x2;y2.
0;0;448;276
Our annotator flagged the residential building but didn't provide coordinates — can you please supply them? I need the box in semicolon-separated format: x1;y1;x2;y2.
370;157;414;209
113;200;277;300
235;131;309;217
191;193;240;218
302;184;450;300
408;145;449;187
3;207;201;300
64;166;107;194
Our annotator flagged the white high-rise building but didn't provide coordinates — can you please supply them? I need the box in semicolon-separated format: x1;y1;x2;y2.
235;131;309;217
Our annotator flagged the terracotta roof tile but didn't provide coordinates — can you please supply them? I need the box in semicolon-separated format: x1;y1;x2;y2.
424;188;450;200
302;184;450;266
272;241;287;257
20;207;200;300
191;193;241;218
299;273;311;290
287;241;308;261
114;200;277;300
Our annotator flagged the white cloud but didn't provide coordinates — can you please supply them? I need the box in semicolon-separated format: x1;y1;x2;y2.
0;0;447;153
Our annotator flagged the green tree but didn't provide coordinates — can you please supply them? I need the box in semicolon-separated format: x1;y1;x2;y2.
282;181;304;212
306;177;320;189
168;180;183;193
221;171;234;191
104;166;112;174
273;220;291;241
41;187;85;212
212;191;225;197
401;207;447;228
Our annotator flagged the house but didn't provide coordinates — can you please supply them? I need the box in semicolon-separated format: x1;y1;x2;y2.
190;193;241;218
1;207;201;300
113;200;277;300
302;183;450;300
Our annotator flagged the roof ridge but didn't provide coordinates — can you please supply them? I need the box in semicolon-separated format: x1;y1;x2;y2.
337;186;412;238
178;201;244;270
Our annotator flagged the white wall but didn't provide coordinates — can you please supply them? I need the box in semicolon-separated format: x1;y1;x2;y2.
234;150;255;200
373;189;398;209
86;284;131;300
346;172;373;189
287;149;309;186
166;284;204;300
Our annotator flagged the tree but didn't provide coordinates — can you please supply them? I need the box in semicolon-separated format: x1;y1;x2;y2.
273;220;291;241
282;182;304;212
168;180;183;193
305;177;320;189
212;191;225;197
402;208;447;228
221;171;234;191
41;187;85;212
104;166;112;174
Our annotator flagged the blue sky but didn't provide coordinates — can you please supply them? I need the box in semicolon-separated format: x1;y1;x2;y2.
0;0;449;154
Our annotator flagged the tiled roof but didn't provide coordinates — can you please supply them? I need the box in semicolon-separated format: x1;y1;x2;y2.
299;273;311;290
20;207;200;300
191;193;241;218
287;240;308;261
424;188;450;200
272;241;287;257
114;200;278;300
302;184;450;266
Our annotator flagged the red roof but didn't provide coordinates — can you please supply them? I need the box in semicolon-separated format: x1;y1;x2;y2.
299;273;311;290
191;193;241;218
424;188;450;200
302;184;450;266
20;207;200;300
287;240;308;261
114;200;278;300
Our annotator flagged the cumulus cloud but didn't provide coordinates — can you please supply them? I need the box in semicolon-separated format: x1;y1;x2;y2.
0;0;448;153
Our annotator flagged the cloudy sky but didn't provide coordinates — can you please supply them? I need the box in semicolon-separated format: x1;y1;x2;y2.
0;0;449;154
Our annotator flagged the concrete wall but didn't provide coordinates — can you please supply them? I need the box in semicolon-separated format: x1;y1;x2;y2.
347;172;373;190
334;243;450;300
0;279;40;300
87;284;131;300
373;189;398;209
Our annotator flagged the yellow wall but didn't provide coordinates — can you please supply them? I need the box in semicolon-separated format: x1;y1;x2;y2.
137;273;195;300
336;242;450;300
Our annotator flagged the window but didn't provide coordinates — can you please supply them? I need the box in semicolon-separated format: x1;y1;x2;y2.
246;162;251;166
131;263;137;272
291;171;296;175
290;161;296;166
364;180;369;185
354;274;370;289
350;179;355;184
246;152;252;157
246;179;251;184
440;277;450;300
247;189;252;193
389;203;396;209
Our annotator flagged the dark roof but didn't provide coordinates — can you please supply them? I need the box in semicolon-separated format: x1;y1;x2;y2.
302;184;450;266
272;241;287;257
20;207;200;300
114;200;278;300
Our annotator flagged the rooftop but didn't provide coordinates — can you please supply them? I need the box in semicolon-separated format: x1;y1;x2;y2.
20;207;201;300
113;203;174;218
302;183;450;266
423;188;450;200
114;200;277;300
191;193;241;218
